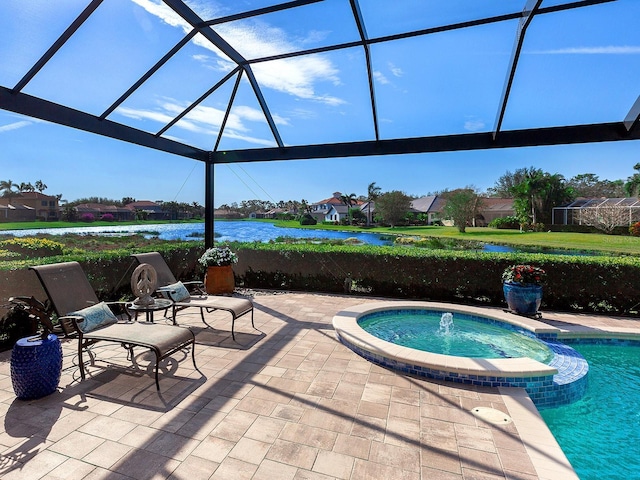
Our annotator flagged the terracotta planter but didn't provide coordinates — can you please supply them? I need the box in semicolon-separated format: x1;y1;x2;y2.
204;265;235;294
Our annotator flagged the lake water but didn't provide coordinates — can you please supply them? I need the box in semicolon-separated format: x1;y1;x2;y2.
0;221;394;245
0;221;598;255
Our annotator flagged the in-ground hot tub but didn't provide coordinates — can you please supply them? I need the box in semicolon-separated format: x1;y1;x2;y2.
332;301;588;409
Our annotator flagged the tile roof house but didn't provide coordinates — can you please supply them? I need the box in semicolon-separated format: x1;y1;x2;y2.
75;203;133;221
411;195;514;226
11;191;59;221
476;197;515;226
310;192;363;223
125;201;169;220
410;195;446;225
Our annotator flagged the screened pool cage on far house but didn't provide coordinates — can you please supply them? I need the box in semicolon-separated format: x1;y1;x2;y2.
552;198;640;227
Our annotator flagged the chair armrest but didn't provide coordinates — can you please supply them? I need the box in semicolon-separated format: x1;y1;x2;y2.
57;314;84;337
182;280;205;295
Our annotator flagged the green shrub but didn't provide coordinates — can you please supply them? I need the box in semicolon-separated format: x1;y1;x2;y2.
233;242;640;315
489;216;520;229
299;214;317;225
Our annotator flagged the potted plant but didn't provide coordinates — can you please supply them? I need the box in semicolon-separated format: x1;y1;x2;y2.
198;245;238;294
501;264;546;317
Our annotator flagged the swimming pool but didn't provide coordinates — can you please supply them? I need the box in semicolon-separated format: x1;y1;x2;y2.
358;309;554;363
541;343;640;480
333;301;588;409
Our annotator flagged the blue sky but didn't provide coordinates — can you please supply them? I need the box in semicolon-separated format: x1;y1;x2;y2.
1;0;639;207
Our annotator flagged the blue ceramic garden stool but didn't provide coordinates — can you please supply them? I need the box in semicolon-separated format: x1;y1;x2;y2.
10;334;63;400
503;282;543;317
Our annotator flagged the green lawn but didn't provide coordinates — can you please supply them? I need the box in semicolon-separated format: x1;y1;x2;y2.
272;221;640;255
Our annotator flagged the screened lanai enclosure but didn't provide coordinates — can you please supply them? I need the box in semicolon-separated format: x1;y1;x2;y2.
1;0;639;246
552;197;640;228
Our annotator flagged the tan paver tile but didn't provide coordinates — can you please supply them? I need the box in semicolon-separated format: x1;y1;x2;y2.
119;425;159;448
144;430;200;461
458;446;503;476
209;457;258;480
497;446;538;476
1;450;68;480
351;458;420;480
49;430;104;459
78;415;137;442
111;447;180;480
252;458;298;480
266;439;318;469
110;405;164;426
190;434;235;463
228;437;271;464
312;450;355;479
421;446;462;474
167;455;219;480
293;468;336;480
244;415;286;443
454;424;497;453
350;414;386;442
81;466;130;480
271;403;306;422
369;440;420;472
420;466;463;479
280;423;337;449
82;439;132;469
37;457;96;480
333;433;371;459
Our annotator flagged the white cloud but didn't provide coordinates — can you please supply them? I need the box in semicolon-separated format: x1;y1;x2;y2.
529;45;640;55
0;120;32;133
115;95;289;145
130;0;191;30
374;71;390;85
132;0;344;106
388;62;403;77
464;117;486;132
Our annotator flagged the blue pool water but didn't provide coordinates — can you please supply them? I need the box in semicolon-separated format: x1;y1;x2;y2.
358;310;554;363
541;344;640;479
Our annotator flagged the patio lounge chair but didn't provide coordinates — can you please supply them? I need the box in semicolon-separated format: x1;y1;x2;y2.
131;252;255;341
30;261;197;390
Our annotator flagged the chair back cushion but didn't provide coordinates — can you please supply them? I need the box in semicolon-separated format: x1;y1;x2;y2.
69;302;118;333
160;281;191;302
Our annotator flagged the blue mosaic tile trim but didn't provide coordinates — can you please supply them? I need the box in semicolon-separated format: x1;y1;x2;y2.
338;334;589;410
560;337;640;347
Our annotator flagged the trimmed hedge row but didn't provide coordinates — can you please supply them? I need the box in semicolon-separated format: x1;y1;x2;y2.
234;243;640;315
2;242;639;318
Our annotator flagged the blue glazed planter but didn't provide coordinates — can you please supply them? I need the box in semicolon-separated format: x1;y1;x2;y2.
503;282;543;315
10;334;62;400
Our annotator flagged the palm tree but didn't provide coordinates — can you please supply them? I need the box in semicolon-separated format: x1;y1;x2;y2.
19;182;35;192
0;180;19;206
366;182;381;226
340;193;358;224
35;180;47;193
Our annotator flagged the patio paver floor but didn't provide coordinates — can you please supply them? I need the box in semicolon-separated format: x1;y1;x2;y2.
1;292;637;479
